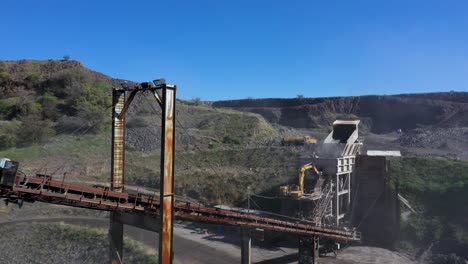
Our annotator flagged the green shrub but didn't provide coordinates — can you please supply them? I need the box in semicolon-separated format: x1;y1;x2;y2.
0;97;22;119
0;134;18;149
41;69;89;102
0;96;44;119
94;81;111;91
0;121;20;149
73;83;111;133
389;157;468;249
40;72;111;133
17;115;56;146
39;92;59;104
31;60;45;70
39;92;60;119
24;73;40;89
222;135;241;145
0;71;8;81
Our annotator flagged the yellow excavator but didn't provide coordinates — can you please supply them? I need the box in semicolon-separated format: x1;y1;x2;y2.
279;163;321;198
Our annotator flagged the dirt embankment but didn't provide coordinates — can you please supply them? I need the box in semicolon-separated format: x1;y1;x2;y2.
212;92;468;134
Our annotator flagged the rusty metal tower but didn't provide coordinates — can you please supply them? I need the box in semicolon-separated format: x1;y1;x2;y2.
109;79;176;264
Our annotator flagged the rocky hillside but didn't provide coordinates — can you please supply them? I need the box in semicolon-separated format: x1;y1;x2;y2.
213;92;468;133
2;59;467;153
0;59;125;87
213;92;468;160
0;59;278;151
0;60;293;205
1;59;468;194
1;60;468;193
1;59;468;262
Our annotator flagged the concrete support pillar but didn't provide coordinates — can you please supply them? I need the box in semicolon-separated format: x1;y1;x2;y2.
110;89;126;264
109;214;124;264
298;236;319;264
241;228;252;264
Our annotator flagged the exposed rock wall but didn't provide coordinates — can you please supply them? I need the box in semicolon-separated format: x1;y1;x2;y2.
213;92;468;133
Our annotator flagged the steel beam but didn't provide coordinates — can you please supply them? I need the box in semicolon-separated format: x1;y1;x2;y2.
159;84;176;264
118;89;139;120
113;212;160;232
110;88;126;264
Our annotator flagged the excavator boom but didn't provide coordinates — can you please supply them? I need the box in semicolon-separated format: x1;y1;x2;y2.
280;163;321;198
298;163;320;196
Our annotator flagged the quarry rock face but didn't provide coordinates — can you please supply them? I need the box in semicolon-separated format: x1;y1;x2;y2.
213;92;468;133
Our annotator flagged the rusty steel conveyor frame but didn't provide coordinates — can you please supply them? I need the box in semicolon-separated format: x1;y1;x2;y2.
0;174;360;242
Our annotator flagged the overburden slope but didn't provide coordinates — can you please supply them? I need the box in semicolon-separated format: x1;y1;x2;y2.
213;92;468;133
214;92;468;159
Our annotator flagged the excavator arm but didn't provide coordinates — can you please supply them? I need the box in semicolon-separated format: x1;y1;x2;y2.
279;163;321;198
298;163;320;196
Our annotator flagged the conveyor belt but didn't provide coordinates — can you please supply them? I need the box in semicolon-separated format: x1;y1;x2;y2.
0;174;360;241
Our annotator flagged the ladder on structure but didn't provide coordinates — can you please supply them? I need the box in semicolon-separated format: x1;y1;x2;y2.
311;180;334;225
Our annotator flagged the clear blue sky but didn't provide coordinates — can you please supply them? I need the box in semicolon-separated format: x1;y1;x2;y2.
2;0;468;100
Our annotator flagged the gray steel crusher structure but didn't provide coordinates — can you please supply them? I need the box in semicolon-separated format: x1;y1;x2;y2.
311;120;362;226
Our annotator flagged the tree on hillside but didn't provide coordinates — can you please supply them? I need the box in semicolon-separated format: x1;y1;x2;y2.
63;55;70;61
192;97;201;106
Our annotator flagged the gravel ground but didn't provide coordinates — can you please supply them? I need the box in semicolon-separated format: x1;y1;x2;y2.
319;246;415;264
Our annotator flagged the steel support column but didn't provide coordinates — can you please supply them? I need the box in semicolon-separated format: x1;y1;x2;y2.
111;89;126;191
298;236;319;264
335;174;340;226
110;88;126;264
159;84;176;264
347;173;351;205
241;228;252;264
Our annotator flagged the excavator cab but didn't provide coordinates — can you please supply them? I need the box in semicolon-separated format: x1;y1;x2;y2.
0;158;12;169
0;157;19;187
280;184;302;198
